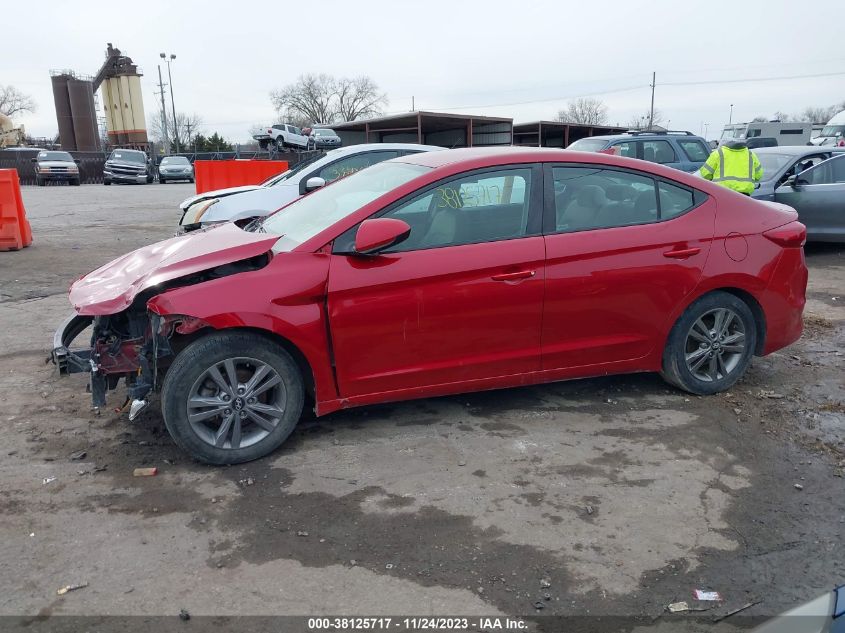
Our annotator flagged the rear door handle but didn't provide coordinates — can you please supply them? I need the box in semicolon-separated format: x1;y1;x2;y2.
491;270;536;282
663;247;701;259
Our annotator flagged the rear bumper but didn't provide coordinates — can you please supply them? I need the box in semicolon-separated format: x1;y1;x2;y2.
52;313;94;375
759;247;808;354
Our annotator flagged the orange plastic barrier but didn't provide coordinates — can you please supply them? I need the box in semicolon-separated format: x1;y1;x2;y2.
193;160;289;195
0;169;32;252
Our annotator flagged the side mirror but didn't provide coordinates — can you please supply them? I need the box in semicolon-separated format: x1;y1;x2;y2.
305;176;326;192
74;159;80;164
354;218;411;255
30;157;37;163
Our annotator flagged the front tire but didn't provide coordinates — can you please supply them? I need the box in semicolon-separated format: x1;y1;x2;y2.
661;291;757;395
161;332;305;464
159;177;166;184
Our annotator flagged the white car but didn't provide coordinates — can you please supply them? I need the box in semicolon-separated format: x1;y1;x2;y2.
253;123;309;150
179;143;443;231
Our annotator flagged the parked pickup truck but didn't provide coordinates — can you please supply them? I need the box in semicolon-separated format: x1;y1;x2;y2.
253;124;309;150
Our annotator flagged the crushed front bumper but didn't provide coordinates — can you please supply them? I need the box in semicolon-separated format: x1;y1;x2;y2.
51;312;94;375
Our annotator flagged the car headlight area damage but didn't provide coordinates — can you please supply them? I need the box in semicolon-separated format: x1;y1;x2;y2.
51;252;272;418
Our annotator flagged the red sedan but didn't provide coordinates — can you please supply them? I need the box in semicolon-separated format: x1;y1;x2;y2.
53;147;808;463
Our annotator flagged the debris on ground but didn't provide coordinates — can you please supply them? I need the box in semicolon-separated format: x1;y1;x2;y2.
540;577;551;588
179;609;190;621
128;399;148;421
56;582;88;596
133;467;157;477
693;590;722;601
385;563;394;569
667;601;689;613
93;464;107;473
585;505;594;515
239;477;255;486
758;390;786;399
794;483;804;490
713;600;762;622
296;531;309;537
69;450;87;461
533;601;545;610
42;477;56;485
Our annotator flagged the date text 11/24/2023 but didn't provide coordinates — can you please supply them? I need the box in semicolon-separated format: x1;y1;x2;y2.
307;617;528;630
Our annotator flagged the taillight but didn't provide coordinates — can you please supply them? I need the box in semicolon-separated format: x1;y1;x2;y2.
763;221;806;247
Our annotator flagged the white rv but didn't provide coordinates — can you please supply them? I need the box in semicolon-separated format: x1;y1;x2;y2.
810;110;845;146
719;121;812;147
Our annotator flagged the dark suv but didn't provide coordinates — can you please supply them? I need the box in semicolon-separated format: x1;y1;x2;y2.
568;131;711;172
103;149;154;185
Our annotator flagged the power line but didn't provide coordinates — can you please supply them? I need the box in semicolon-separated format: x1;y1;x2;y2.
662;70;845;87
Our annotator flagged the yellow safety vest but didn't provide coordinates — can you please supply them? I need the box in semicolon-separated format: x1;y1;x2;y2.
699;146;763;194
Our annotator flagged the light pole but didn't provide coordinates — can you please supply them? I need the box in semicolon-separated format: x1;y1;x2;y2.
729;104;734;126
160;52;178;153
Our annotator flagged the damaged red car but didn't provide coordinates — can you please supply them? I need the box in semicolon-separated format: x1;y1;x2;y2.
53;147;808;464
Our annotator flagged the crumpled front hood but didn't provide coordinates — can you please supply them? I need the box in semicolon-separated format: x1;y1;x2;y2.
69;223;279;315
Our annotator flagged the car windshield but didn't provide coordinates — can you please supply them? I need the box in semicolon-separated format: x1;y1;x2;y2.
38;151;73;162
161;156;189;165
110;151;146;164
267;150;343;186
567;139;608;152
314;129;335;136
260;161;430;251
820;124;845;137
756;153;793;180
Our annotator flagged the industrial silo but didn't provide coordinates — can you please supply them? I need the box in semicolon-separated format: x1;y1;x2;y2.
51;73;76;150
67;78;100;151
92;44;148;148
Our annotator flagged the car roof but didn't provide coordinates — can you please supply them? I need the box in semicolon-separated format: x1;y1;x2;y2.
324;142;443;155
753;145;845;156
575;133;706;142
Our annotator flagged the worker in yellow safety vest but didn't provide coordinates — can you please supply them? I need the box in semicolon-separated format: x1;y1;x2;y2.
699;140;763;195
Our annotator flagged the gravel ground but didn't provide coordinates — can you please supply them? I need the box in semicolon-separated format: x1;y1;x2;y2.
0;183;843;631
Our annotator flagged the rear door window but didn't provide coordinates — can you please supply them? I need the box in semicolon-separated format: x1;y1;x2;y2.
317;151;401;182
642;140;677;164
678;140;710;162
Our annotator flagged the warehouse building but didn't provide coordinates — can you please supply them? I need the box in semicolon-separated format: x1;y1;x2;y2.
512;120;626;147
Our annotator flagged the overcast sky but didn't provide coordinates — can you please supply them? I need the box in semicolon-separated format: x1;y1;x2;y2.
5;0;845;143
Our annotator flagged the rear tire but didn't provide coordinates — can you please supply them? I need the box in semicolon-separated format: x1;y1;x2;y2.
103;179;111;186
72;178;80;186
161;332;304;464
159;177;166;184
661;291;757;395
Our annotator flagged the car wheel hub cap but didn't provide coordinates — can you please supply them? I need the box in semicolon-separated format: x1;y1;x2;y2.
684;308;746;382
186;357;286;450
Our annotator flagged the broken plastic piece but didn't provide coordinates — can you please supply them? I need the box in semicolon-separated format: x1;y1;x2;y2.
128;399;148;421
668;601;689;613
57;582;88;595
693;590;722;601
133;467;157;477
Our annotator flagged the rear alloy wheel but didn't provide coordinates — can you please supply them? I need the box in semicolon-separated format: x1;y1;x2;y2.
162;332;304;464
661;291;757;395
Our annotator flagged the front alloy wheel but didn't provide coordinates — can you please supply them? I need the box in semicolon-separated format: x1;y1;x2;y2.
162;332;304;464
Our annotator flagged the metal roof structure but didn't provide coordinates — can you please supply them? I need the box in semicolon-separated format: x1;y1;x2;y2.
512;120;627;148
329;111;514;148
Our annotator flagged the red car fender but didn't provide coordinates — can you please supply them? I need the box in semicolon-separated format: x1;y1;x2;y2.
146;253;338;405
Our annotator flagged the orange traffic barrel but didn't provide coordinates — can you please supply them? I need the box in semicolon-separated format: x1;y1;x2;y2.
0;169;32;251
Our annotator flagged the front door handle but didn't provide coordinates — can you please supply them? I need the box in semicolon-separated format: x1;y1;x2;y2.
491;270;536;282
663;247;701;259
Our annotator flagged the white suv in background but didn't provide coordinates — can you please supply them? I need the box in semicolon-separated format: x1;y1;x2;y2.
253;124;309;150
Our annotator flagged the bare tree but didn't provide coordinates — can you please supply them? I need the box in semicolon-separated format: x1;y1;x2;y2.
149;110;203;146
270;73;388;125
627;109;665;130
270;74;337;125
772;111;792;122
335;76;387;121
555;97;608;125
0;85;36;118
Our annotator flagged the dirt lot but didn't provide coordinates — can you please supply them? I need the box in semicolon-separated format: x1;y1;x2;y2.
1;183;843;631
